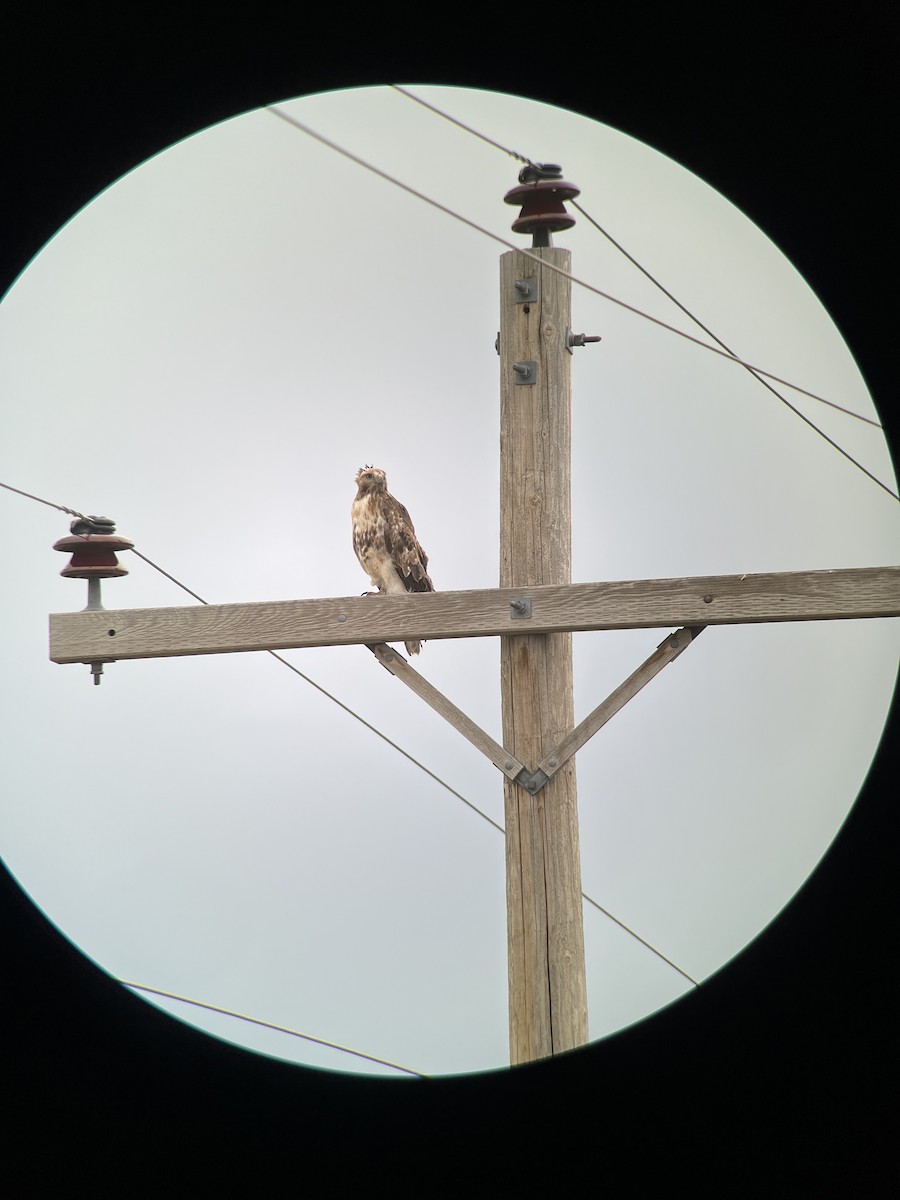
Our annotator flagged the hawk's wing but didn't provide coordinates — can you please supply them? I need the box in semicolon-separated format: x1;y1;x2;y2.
383;493;433;593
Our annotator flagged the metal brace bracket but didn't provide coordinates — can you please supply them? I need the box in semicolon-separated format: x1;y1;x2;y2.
514;767;550;795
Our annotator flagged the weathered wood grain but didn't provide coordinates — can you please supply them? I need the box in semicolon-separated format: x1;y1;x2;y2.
499;246;588;1064
49;566;900;664
368;643;524;780
536;626;705;780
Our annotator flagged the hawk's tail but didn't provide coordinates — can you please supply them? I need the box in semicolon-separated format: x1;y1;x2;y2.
405;640;423;656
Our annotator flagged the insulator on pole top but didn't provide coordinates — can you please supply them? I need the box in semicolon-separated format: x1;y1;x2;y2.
53;516;134;685
504;163;580;247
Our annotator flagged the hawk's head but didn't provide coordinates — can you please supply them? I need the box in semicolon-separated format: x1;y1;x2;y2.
355;466;387;494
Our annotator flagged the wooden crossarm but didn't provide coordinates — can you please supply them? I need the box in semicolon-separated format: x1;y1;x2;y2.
49;566;900;665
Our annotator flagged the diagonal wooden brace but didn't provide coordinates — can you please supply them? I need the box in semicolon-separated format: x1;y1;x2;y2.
368;625;704;792
533;625;705;785
367;643;526;780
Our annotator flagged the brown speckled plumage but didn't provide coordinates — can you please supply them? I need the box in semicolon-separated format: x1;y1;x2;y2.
351;466;434;655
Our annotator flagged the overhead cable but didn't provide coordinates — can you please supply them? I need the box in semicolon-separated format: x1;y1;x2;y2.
267;104;839;411
120;980;429;1077
390;86;879;429
4;475;698;986
384;87;895;501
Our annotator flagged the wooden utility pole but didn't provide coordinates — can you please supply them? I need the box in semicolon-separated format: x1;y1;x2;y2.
498;169;588;1063
46;162;900;1074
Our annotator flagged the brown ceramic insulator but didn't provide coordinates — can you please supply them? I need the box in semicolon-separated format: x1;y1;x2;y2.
53;533;134;579
503;179;580;235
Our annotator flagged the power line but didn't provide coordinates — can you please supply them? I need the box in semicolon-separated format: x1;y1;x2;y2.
131;549;207;604
386;86;896;501
390;86;879;433
267;647;506;835
569;199;881;429
582;895;698;986
5;476;699;986
132;548;505;833
266;105;825;407
6;96;886;1061
391;83;539;170
0;480;85;518
99;544;701;982
269;99;894;496
2;477;502;828
569;198;896;500
131;549;695;983
119;980;428;1077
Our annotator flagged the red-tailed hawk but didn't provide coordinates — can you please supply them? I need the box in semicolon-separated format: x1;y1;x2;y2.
352;466;434;655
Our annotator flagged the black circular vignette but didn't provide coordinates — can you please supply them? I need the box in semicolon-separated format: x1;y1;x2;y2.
2;13;897;1191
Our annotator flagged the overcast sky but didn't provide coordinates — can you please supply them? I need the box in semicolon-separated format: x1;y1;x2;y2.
1;84;898;1077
